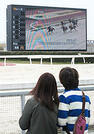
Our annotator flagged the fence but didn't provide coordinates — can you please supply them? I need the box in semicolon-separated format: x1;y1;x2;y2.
0;81;94;134
1;54;94;65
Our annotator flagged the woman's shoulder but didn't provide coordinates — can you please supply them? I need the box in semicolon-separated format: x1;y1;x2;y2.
26;96;39;108
28;96;36;102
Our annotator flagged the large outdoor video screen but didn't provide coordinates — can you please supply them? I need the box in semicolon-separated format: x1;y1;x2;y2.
25;7;87;51
7;5;87;51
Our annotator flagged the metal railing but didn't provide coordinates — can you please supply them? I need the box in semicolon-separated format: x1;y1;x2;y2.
0;81;94;134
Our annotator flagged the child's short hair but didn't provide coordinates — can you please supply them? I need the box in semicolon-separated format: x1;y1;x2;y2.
59;67;79;90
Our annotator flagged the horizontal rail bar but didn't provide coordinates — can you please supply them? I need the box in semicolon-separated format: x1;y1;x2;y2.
0;54;94;59
0;79;94;91
0;85;94;97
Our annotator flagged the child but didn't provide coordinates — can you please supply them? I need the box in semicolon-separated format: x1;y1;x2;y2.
58;67;91;134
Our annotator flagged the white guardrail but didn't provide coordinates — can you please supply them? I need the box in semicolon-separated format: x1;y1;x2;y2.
0;54;94;65
0;81;94;134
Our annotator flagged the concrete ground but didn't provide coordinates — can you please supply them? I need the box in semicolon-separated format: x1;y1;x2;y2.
0;63;94;84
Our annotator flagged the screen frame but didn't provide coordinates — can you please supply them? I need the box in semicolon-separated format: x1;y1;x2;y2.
11;4;87;51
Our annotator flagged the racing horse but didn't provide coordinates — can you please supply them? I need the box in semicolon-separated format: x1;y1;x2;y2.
68;19;78;31
61;21;68;33
69;23;76;31
47;26;55;34
69;19;78;26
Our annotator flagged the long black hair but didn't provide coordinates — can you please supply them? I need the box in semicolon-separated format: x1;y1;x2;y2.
31;73;59;111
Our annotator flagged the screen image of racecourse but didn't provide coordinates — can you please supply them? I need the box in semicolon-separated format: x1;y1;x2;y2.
7;5;87;51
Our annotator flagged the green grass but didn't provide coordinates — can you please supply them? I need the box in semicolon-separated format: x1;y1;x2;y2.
0;59;70;64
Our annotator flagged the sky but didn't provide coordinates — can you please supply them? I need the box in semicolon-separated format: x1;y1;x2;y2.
0;0;94;43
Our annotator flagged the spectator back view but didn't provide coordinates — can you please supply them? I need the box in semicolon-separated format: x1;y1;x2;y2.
19;72;59;134
58;67;91;134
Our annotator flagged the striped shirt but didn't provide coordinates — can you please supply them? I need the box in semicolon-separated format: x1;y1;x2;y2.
58;88;91;134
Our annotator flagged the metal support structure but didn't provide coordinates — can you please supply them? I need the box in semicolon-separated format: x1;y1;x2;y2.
21;95;25;112
21;95;25;134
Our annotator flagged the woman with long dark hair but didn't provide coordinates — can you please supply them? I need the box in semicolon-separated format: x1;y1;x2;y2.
19;72;59;134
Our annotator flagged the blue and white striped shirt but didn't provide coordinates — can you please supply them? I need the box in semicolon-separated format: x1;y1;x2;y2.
58;88;91;134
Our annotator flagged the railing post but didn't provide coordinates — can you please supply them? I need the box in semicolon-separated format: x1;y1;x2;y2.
71;57;75;64
50;57;52;64
83;57;85;63
21;95;25;112
40;57;42;64
21;95;25;134
4;57;7;66
29;58;32;64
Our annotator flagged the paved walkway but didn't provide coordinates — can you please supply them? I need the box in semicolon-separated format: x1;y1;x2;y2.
0;63;94;84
